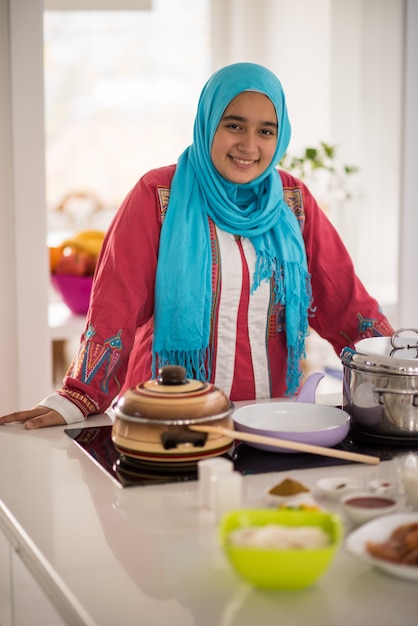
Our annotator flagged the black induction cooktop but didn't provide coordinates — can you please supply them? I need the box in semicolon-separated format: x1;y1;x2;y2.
65;425;418;488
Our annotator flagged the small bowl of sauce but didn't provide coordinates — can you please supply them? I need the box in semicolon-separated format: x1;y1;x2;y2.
341;492;398;527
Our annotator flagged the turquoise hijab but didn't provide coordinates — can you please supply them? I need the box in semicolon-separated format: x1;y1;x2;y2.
152;63;311;395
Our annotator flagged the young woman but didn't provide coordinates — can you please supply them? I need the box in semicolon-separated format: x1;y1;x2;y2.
0;62;392;429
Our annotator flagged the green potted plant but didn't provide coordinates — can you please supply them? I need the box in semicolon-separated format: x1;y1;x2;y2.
279;141;359;202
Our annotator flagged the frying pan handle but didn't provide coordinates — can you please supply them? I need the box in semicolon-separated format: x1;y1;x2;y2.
160;429;208;449
296;372;325;403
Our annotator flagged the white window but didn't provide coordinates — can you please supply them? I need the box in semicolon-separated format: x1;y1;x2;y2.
44;0;210;232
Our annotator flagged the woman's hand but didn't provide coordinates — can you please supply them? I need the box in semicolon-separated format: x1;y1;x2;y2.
0;406;66;429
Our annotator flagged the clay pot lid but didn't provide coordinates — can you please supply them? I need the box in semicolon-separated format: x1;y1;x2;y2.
114;365;231;420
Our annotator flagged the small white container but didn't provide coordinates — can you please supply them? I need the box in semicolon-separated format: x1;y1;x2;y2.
211;471;243;521
315;476;361;502
369;479;396;498
197;457;233;509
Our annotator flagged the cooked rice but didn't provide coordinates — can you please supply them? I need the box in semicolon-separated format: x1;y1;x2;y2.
228;524;330;549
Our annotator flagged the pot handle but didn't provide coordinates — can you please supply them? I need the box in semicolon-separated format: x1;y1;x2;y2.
391;327;418;350
340;347;356;364
374;387;418;407
160;429;208;449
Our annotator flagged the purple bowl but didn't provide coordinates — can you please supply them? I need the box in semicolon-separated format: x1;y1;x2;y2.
51;274;93;315
233;402;350;453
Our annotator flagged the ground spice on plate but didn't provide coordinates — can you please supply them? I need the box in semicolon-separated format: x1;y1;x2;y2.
268;478;310;497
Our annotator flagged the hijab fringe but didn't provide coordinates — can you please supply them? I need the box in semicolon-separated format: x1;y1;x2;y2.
251;251;274;294
283;264;312;396
250;257;311;396
152;348;211;381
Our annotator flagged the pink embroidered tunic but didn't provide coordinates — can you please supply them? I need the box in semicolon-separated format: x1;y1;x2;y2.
41;165;393;423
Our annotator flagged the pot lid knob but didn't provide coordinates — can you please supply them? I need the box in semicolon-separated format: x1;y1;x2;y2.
157;365;187;386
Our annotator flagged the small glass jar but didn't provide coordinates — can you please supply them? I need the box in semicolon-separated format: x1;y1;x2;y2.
398;452;418;510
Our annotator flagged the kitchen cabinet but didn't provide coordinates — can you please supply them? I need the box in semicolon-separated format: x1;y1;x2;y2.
0;527;12;626
0;526;65;626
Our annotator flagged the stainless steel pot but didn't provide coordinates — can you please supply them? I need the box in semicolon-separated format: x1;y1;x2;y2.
341;328;418;437
112;365;235;464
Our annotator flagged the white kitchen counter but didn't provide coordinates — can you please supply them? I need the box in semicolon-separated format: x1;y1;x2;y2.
0;413;416;626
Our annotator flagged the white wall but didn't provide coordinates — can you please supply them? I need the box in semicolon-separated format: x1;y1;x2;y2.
398;0;418;328
331;0;403;313
0;0;51;412
211;0;333;148
212;0;403;320
0;0;17;409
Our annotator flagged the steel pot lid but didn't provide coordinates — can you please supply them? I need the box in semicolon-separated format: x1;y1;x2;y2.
341;328;418;375
114;364;232;420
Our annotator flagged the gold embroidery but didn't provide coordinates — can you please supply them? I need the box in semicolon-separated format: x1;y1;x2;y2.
58;389;99;415
283;187;305;225
157;187;170;222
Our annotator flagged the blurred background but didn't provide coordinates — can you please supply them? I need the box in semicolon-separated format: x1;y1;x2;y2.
1;0;416;409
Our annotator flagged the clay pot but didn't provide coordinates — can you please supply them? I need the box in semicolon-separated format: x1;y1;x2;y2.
112;365;234;465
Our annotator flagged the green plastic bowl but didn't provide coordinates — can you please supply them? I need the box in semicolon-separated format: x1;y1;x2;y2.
220;508;342;590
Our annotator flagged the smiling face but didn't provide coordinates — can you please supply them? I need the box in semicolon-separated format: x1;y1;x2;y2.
210;91;278;184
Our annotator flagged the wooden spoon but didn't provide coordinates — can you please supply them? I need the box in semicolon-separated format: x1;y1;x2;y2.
189;424;380;465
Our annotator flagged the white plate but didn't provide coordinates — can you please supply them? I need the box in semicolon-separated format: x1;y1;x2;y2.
233;402;350;452
345;512;418;581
